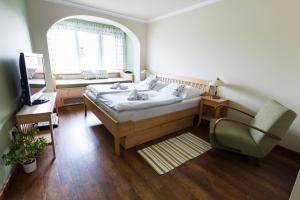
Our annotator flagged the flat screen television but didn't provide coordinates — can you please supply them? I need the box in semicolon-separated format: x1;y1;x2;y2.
19;52;48;106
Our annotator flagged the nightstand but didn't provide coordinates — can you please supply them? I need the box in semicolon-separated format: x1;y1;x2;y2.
197;96;229;126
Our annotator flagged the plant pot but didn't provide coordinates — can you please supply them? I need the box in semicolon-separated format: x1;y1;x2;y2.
22;158;37;173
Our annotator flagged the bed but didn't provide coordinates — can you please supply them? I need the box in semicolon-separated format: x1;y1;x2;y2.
83;74;210;155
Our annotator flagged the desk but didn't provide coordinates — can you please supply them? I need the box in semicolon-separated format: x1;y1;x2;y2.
16;92;57;159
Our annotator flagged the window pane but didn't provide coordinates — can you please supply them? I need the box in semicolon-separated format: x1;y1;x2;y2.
48;27;125;73
102;34;118;70
78;31;100;70
47;29;79;73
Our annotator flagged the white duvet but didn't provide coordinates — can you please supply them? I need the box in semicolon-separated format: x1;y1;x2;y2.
86;83;148;98
97;90;182;111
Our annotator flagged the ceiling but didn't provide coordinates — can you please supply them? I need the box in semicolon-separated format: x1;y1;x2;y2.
60;0;212;21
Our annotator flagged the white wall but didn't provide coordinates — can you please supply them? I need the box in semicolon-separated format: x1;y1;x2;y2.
0;0;32;192
126;35;134;73
147;0;300;152
25;0;148;87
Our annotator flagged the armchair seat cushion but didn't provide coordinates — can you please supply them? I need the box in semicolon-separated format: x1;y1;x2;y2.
210;119;260;156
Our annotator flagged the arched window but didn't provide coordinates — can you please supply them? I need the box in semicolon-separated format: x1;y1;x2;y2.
47;18;127;73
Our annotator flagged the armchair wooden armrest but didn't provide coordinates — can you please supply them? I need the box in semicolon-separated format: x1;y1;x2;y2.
215;105;255;118
213;118;281;141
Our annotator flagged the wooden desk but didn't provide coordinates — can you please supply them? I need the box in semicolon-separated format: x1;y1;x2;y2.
16;92;58;159
198;96;229;126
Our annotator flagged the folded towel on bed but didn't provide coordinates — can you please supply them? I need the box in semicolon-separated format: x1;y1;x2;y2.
119;84;129;90
127;89;138;100
127;89;149;101
110;82;120;89
86;83;149;98
99;90;182;111
110;82;129;90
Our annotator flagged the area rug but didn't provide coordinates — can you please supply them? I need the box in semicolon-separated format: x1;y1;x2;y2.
138;132;212;175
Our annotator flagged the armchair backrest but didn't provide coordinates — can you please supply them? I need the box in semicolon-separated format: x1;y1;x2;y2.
250;100;297;156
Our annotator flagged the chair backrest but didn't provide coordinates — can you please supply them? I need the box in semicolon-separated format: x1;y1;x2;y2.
250;100;297;156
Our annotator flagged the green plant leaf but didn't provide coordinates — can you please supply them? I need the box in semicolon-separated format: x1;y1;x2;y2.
2;127;47;165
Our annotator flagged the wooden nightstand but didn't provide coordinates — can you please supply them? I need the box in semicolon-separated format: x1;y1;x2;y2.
197;96;229;126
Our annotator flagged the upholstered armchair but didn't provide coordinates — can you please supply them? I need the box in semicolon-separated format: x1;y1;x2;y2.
209;100;297;158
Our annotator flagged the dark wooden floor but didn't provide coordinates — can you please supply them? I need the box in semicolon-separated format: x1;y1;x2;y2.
3;105;300;200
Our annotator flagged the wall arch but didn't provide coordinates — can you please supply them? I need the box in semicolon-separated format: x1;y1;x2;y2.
46;15;141;84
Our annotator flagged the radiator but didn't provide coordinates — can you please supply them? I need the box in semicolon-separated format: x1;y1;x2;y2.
62;97;84;106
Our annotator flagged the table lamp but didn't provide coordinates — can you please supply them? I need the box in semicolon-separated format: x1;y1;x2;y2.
141;68;151;80
210;77;224;99
141;69;149;75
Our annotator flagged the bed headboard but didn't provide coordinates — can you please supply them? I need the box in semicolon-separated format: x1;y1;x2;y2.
155;73;211;95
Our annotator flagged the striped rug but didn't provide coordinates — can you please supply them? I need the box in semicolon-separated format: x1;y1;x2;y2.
138;132;211;175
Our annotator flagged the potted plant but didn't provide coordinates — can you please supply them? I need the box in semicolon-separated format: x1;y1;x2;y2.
2;127;47;173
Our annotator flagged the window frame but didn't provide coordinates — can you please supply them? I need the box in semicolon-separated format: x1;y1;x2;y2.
48;28;125;74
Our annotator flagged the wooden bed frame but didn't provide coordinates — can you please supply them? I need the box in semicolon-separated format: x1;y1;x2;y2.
83;74;210;155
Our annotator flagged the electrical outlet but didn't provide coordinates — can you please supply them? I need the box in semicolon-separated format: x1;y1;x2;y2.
8;126;18;140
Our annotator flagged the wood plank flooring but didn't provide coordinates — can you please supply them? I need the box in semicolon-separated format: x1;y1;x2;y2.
3;105;300;200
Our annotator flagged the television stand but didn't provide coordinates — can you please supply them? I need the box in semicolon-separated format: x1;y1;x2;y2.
36;113;59;130
16;92;58;159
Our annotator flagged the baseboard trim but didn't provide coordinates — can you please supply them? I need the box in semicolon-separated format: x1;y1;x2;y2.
0;165;17;200
274;145;300;161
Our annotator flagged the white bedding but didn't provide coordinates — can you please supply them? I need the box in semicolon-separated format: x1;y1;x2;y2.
98;90;182;111
86;91;201;122
86;92;201;122
86;83;148;98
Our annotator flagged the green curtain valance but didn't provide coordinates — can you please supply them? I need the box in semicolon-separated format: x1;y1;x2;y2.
52;18;125;38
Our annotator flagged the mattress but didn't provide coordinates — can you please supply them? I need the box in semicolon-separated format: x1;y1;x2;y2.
97;90;182;111
86;91;201;122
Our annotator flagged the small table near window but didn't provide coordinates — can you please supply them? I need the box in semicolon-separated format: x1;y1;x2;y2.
16;92;58;159
198;96;229;126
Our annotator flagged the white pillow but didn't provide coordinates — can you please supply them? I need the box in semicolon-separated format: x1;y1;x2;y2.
82;70;96;80
82;70;108;80
152;81;168;91
139;75;157;89
160;83;185;96
26;68;37;79
179;86;203;99
96;69;109;79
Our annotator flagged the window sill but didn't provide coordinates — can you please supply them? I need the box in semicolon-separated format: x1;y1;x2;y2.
52;70;123;75
55;77;133;89
53;70;127;80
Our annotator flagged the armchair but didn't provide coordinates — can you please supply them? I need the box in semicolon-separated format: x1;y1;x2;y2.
209;100;297;158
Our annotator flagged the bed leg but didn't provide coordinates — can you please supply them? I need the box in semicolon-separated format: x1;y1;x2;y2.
114;136;120;156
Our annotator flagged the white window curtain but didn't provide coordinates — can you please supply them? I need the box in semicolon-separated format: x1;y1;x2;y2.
47;18;126;73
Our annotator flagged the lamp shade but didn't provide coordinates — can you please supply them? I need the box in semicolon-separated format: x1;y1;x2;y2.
141;69;149;74
210;77;224;87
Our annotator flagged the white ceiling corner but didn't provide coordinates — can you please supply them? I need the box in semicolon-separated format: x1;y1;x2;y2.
45;0;147;23
148;0;221;23
45;0;221;23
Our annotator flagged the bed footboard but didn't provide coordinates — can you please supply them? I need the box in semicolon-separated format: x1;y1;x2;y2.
84;73;209;156
84;94;198;155
84;94;121;155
